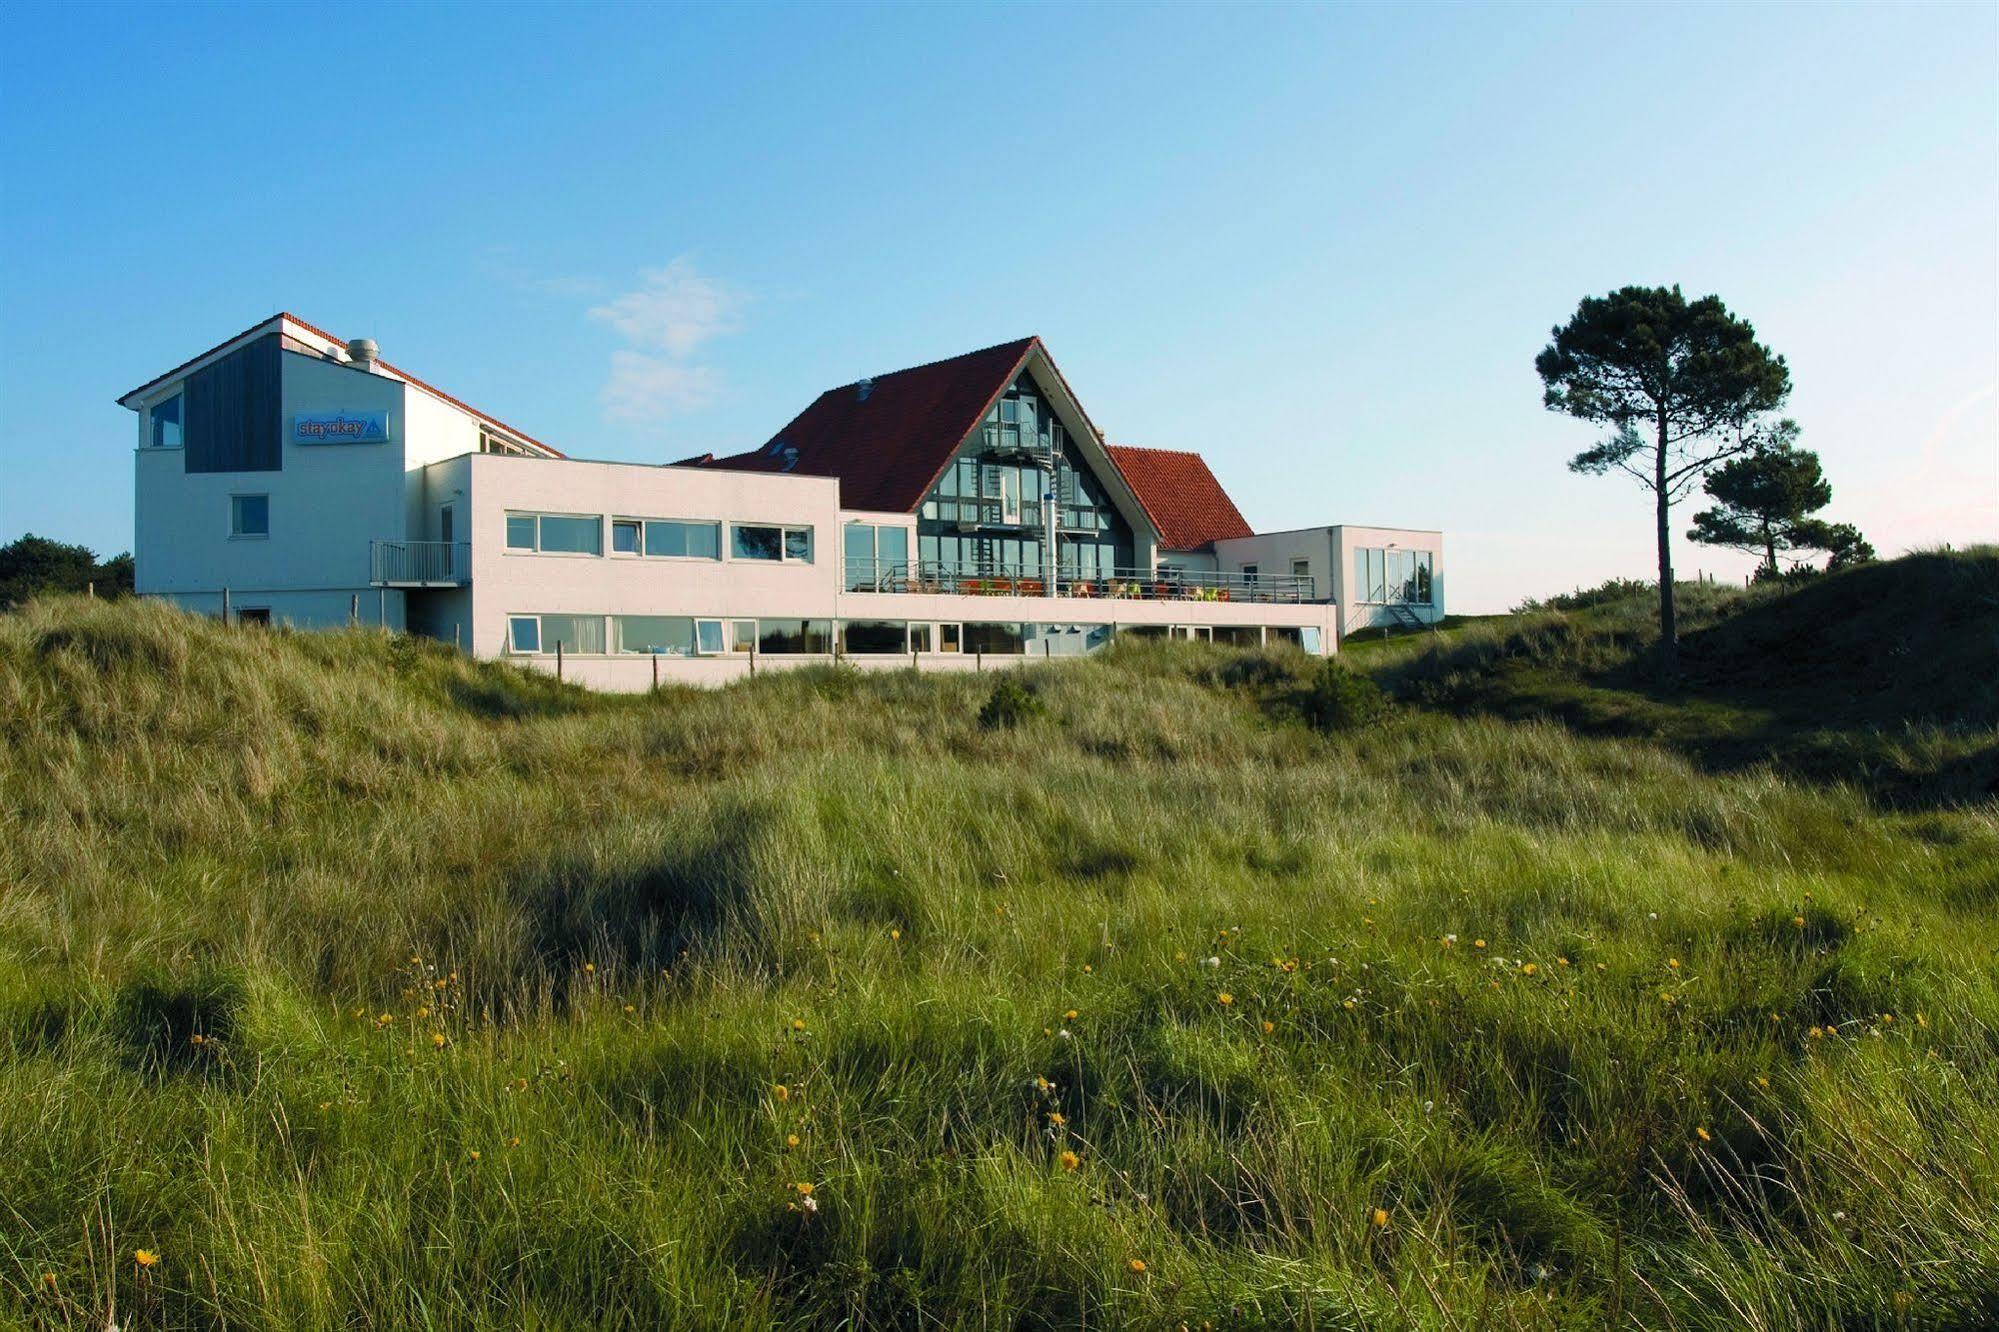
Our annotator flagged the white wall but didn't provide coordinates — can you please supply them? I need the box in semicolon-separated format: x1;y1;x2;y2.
1213;528;1337;600
133;351;410;628
1332;525;1446;637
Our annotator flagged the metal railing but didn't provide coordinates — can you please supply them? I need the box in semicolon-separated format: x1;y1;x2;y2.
845;561;1319;604
370;540;470;586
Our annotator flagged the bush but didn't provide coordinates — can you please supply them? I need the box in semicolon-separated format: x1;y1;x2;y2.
1298;659;1387;733
978;675;1044;729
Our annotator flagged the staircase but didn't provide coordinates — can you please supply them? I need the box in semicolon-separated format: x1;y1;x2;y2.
1384;602;1430;633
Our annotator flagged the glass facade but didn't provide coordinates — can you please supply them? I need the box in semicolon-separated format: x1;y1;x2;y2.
1356;548;1433;603
915;371;1133;584
844;522;910;590
150;393;182;448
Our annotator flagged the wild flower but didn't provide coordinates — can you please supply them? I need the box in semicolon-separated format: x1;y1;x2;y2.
1695;1126;1711;1143
509;1136;522;1148
1064;1010;1078;1021
1667;958;1681;970
41;1272;55;1288
1047;1111;1065;1126
1217;992;1234;1006
1262;1020;1275;1034
431;1032;446;1049
1371;1207;1390;1229
1057;1029;1073;1041
1521;963;1538;977
773;1083;791;1101
623;1004;635;1014
469;1150;481;1162
583;962;596;974
1127;1258;1147;1274
1203;956;1221;968
1035;1075;1054;1093
791;1018;806;1032
794;1181;814;1196
1556;956;1570;967
786;1134;800;1148
889;929;901;941
134;1250;159;1268
1059;1150;1080;1171
190;1033;204;1045
1793;915;1807;928
1473;939;1486;950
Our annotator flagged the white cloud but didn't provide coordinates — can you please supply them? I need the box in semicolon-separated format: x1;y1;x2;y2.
586;258;743;421
600;351;722;422
588;258;742;357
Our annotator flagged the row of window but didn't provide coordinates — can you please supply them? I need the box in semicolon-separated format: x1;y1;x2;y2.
504;511;815;564
505;614;1322;658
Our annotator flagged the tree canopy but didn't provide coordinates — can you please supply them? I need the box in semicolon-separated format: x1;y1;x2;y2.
1687;422;1873;575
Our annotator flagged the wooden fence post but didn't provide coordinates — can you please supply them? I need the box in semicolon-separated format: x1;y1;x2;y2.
221;587;231;624
350;594;359;626
86;581;95;600
651;653;659;692
556;640;564;683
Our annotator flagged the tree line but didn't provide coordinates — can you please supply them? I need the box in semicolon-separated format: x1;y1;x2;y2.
0;535;135;610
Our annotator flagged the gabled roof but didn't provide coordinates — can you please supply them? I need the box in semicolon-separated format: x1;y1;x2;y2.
695;337;1040;512
1105;445;1254;552
116;312;564;458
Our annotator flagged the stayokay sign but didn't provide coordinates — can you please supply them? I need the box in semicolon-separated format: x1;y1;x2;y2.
291;411;389;444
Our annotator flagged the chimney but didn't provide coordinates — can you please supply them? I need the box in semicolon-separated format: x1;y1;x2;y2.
855;376;873;402
346;337;379;370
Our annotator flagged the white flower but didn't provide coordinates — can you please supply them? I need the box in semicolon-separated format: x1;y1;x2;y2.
1203;957;1221;969
801;1195;818;1213
1057;1029;1073;1041
1422;1100;1435;1113
1647;912;1659;920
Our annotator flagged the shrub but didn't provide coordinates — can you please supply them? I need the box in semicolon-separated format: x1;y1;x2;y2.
978;675;1044;729
1298;659;1387;733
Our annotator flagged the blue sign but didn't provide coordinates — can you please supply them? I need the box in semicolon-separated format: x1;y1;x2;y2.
292;412;388;444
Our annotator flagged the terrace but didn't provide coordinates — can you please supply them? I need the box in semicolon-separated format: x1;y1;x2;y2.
847;561;1320;604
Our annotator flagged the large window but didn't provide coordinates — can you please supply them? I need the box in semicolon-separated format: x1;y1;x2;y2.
506;512;602;555
732;523;813;563
644;520;721;559
840;620;910;654
1025;623;1111;656
756;619;832;654
149;393;182;448
611;616;728;656
230;493;269;538
963;622;1026;654
507;616;541;653
844;523;910;590
1214;625;1262;647
1355;548;1433;603
537;613;605;653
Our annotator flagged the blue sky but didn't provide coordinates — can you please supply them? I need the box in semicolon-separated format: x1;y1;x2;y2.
2;1;1992;611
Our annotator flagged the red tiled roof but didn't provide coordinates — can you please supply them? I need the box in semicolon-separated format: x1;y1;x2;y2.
695;337;1039;512
117;312;565;458
1105;445;1254;552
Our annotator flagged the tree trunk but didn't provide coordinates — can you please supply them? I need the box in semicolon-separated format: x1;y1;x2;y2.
1655;411;1677;679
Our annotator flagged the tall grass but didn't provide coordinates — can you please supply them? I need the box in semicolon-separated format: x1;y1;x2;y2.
2;591;1995;1328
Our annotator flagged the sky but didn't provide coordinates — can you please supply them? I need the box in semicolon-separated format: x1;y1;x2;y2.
1;1;1993;612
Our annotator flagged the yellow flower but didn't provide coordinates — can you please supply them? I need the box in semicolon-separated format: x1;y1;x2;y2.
1556;957;1570;967
134;1249;159;1269
1521;963;1538;977
1064;1010;1079;1021
1473;939;1486;950
889;929;901;941
434;978;448;990
1792;915;1806;928
1035;1075;1054;1093
415;1006;430;1020
1216;992;1234;1006
773;1083;790;1101
509;1136;522;1148
623;1004;636;1014
583;962;596;974
1695;1127;1711;1143
190;1033;205;1045
1047;1111;1065;1126
41;1272;56;1288
431;1032;446;1049
1667;958;1681;970
1262;1020;1275;1034
795;1181;814;1196
1127;1258;1147;1274
1082;964;1093;973
1059;1149;1080;1171
791;1018;807;1032
1755;1076;1771;1089
1343;998;1356;1010
787;1134;800;1148
1371;1207;1390;1229
1809;1026;1825;1039
469;1150;481;1161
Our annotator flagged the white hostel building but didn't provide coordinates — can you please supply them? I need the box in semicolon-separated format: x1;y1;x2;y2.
122;314;1444;689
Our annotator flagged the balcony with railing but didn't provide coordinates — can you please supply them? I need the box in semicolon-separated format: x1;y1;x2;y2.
845;561;1319;604
370;540;470;587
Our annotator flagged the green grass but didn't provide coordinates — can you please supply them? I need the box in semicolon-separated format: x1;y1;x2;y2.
2;559;1996;1329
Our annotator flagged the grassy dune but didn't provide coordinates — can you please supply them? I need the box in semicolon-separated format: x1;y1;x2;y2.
2;560;1996;1329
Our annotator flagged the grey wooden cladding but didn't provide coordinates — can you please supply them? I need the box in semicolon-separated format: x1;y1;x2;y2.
185;333;281;473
